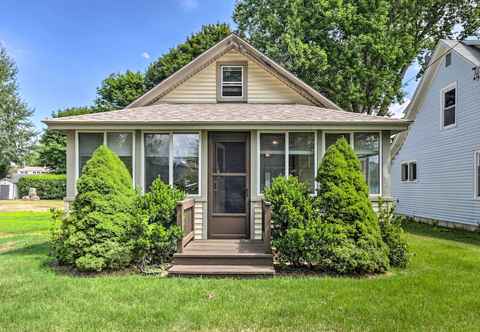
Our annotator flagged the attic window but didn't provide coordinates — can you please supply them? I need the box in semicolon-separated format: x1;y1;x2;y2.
218;64;246;102
445;53;452;67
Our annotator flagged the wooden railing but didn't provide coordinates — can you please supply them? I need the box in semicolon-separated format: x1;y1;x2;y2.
176;198;195;253
262;200;272;253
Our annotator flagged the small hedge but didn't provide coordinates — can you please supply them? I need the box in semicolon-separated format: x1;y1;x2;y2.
18;174;66;200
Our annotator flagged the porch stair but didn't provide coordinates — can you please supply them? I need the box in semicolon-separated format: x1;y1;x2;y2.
168;240;275;277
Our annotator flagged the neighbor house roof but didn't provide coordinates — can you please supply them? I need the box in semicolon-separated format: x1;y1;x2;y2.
127;34;342;110
44;104;410;130
392;39;480;157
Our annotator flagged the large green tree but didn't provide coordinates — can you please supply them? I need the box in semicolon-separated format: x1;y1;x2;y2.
37;106;97;173
95;70;146;111
0;47;35;178
144;23;231;89
234;0;480;115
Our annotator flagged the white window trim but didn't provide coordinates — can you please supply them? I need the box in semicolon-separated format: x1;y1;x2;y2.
75;130;136;193
474;150;480;200
257;130;318;195
322;131;383;196
141;130;202;197
440;81;457;130
220;65;244;99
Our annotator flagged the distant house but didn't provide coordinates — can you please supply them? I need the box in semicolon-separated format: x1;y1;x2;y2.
392;39;480;230
0;166;51;200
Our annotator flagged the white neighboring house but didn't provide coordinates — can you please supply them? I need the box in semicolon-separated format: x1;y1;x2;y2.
0;166;51;200
392;39;480;230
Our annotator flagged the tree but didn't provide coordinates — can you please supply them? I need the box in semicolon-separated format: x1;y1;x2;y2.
234;0;480;115
37;106;97;173
315;138;389;273
144;23;231;89
0;47;35;178
95;70;146;111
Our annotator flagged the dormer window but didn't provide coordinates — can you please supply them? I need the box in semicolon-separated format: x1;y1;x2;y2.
217;62;247;102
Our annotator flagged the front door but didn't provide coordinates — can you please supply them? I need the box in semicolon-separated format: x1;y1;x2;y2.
208;132;250;239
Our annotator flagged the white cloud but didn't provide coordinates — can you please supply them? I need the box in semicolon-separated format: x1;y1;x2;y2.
389;98;411;119
177;0;199;11
141;52;150;59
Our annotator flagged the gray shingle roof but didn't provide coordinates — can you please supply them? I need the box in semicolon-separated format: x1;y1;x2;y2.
44;104;410;128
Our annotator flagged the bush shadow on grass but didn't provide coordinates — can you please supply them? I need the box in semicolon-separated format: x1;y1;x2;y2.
403;220;480;247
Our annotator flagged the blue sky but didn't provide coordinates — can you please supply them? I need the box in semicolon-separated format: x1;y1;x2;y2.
0;0;417;133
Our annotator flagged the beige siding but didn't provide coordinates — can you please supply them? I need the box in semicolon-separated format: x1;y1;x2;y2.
194;200;204;239
158;51;312;105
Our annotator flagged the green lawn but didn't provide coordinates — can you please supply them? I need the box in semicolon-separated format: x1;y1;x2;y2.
1;212;480;331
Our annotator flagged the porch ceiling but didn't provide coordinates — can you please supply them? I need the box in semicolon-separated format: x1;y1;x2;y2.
44;104;411;131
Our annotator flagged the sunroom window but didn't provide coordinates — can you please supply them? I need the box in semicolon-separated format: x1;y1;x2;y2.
78;133;103;176
259;132;315;192
106;133;133;175
144;133;199;195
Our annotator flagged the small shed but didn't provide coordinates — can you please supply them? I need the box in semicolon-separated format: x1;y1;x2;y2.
0;178;16;200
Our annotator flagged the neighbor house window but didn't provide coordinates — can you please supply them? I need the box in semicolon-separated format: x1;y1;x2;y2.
78;132;134;177
144;133;199;195
442;83;456;128
409;162;417;181
445;53;452;67
324;132;381;195
259;132;315;192
475;151;480;199
401;163;409;181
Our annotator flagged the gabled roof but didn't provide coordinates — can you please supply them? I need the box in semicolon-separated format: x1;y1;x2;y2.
44;103;410;130
392;39;480;157
128;33;341;110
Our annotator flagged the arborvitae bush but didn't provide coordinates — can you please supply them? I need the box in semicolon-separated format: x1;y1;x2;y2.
51;145;137;272
315;138;389;274
130;179;185;266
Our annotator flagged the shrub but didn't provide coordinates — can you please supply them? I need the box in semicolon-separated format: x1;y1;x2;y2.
315;138;389;274
378;198;410;268
264;176;317;266
50;145;137;272
17;174;66;199
130;179;185;266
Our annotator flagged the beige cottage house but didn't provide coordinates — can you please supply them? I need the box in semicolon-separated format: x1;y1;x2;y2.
45;34;409;275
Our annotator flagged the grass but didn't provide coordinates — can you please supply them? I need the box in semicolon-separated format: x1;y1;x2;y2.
0;199;64;212
1;212;480;331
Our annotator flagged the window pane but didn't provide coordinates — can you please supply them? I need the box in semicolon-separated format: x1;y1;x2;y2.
401;164;408;181
444;107;455;127
409;162;417;181
144;133;169;191
444;89;455;108
213;176;246;213
173;134;199;194
78;133;104;175
260;133;285;192
215;142;246;173
222;85;242;97
107;132;133;175
289;132;315;191
325;133;351;151
222;66;242;82
354;133;380;194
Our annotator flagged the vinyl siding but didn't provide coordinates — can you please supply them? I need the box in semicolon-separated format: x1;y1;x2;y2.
392;50;480;225
158;51;312;105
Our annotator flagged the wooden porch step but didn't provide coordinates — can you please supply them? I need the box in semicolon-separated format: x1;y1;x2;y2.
172;252;273;266
168;264;275;277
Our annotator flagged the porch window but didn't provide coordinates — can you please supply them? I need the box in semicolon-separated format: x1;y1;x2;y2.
259;132;315;192
354;133;380;195
144;133;199;195
221;65;243;98
106;132;133;175
78;133;104;176
324;132;381;195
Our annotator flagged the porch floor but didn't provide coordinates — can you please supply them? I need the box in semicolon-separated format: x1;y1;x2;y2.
168;240;274;277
